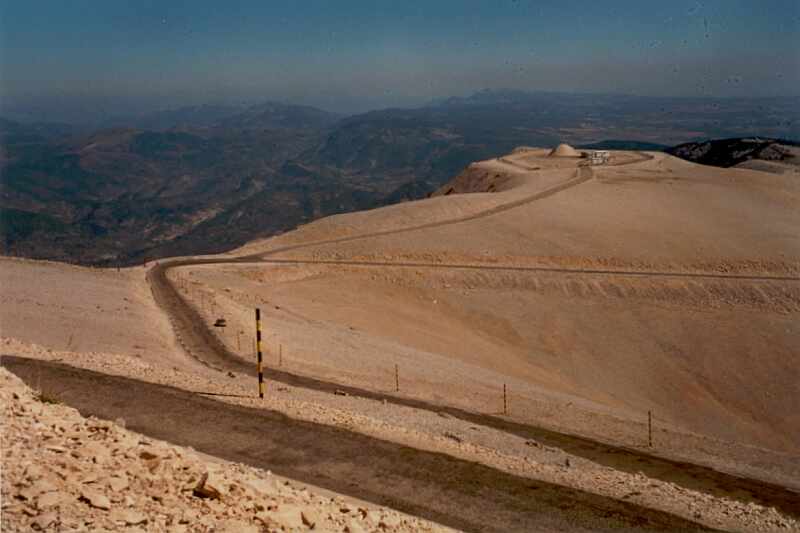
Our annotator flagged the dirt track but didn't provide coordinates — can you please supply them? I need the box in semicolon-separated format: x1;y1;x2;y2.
145;260;800;518
3;356;717;533
141;155;800;524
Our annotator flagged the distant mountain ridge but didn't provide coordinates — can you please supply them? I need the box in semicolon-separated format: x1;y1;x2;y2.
2;89;799;265
93;101;342;132
218;102;341;130
121;104;248;130
667;138;800;168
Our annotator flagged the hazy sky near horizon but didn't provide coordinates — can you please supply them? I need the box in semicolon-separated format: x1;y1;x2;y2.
1;0;799;118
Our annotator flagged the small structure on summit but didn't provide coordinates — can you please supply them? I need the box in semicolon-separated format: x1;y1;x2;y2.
590;150;610;165
548;143;582;158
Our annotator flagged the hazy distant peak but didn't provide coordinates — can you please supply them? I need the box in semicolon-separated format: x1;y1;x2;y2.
218;101;342;130
432;88;561;108
112;104;248;131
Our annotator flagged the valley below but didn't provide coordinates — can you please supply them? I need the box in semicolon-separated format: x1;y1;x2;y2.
3;91;798;267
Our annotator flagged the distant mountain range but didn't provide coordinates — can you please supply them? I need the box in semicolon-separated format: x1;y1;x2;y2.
97;102;342;132
2;90;798;265
118;104;249;131
667;137;800;167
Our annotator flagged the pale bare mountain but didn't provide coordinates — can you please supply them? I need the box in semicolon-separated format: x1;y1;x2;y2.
234;148;800;458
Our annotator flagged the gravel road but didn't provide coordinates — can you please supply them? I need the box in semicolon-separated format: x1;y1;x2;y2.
4;356;716;532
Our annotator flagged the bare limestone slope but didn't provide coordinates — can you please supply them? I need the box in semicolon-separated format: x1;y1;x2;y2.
222;148;800;456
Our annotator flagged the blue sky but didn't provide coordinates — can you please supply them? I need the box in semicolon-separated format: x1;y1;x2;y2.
1;0;798;116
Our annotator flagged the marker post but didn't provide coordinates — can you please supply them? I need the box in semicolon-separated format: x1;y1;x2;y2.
255;309;264;399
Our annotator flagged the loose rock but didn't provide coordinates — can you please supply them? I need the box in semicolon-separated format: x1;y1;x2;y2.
302;508;320;528
81;489;111;510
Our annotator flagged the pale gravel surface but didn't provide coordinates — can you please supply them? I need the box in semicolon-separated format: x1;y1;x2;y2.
175;256;800;477
3;338;798;533
215;150;800;455
1;366;452;532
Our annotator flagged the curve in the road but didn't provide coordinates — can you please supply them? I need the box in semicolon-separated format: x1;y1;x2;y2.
248;164;596;260
144;157;800;520
143;263;800;520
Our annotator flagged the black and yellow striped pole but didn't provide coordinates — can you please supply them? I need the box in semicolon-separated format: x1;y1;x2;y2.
255;308;264;398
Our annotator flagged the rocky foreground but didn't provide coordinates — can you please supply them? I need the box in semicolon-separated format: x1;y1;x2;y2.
0;368;450;532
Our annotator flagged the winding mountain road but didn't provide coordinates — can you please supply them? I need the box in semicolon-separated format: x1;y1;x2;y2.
148;158;799;385
7;155;798;531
